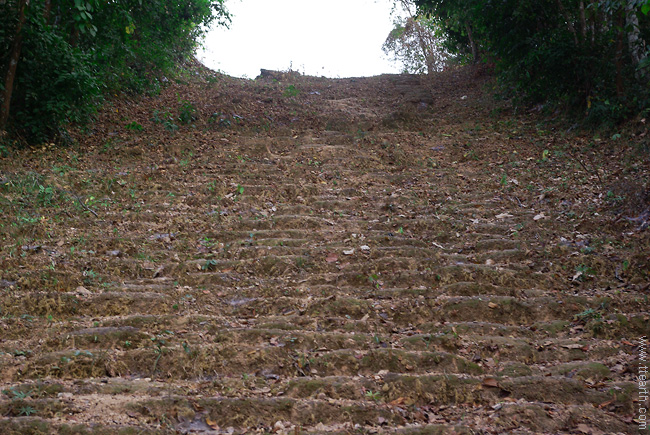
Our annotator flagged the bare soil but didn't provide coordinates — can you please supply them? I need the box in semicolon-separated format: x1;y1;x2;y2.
0;63;648;434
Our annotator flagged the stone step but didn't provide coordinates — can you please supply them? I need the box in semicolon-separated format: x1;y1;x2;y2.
0;376;636;432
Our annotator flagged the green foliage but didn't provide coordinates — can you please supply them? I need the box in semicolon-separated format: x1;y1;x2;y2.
18;406;37;416
365;390;382;401
414;0;650;123
210;112;232;128
125;121;144;132
202;259;218;271
152;109;179;132
178;100;197;125
13;10;100;143
0;0;230;143
575;307;602;321
0;136;12;158
283;85;300;98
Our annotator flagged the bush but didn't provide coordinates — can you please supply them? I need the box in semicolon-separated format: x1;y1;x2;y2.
12;14;100;143
0;0;230;144
415;0;650;124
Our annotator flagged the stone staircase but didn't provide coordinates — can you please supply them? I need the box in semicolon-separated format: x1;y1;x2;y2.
0;69;645;434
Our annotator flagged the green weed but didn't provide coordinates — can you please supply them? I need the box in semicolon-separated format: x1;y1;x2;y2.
202;259;219;271
152;109;179;132
365;390;382;402
125;121;144;131
283;85;300;98
178;100;197;125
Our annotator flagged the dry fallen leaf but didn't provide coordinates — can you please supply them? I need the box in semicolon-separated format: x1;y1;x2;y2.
482;377;499;388
576;423;604;435
205;417;219;430
325;253;338;263
389;396;415;406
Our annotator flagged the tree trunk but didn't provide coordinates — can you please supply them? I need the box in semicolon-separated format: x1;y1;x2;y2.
466;23;478;63
44;0;51;22
0;0;29;132
625;0;648;77
615;9;625;97
579;1;587;41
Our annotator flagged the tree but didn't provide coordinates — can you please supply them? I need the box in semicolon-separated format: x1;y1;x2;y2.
414;0;650;122
0;0;230;143
383;0;449;74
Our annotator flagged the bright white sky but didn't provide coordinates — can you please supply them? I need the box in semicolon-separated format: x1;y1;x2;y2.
197;0;403;78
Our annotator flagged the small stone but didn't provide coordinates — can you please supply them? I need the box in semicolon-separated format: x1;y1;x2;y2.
153;266;165;278
21;245;41;252
75;286;92;296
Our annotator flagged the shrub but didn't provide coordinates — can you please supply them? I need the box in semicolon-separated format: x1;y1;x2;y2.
0;0;230;144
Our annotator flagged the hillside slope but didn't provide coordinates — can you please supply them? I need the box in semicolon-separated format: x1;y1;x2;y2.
0;65;648;434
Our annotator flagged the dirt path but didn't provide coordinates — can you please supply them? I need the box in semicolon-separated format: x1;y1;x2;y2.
0;65;648;434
